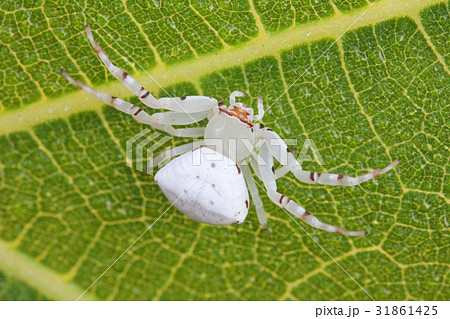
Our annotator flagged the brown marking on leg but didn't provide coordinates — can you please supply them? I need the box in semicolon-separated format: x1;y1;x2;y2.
218;102;225;106
373;169;381;177
300;210;311;220
337;174;344;180
122;71;129;79
271;165;275;174
133;108;143;116
141;91;150;99
259;123;265;129
279;195;290;205
310;172;315;181
235;164;241;174
180;96;186;100
245;200;249;209
335;227;345;234
286;147;292;153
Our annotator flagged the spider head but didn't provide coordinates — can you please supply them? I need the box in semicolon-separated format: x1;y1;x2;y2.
218;105;253;127
222;91;264;124
205;97;257;162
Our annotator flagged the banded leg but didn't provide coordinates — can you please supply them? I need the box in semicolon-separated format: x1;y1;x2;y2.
259;128;399;186
288;160;400;186
241;164;267;230
61;70;204;137
253;144;366;236
85;24;218;113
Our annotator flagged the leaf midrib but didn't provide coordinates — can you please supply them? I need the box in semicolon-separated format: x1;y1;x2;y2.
0;0;444;135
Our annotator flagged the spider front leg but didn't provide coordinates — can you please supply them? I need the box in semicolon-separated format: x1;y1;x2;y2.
61;70;205;137
85;24;218;113
251;96;265;121
259;127;399;186
252;138;366;236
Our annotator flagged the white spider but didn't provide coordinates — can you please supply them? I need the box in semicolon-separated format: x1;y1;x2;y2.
61;24;399;236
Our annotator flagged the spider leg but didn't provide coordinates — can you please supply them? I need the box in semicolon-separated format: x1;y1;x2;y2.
151;111;208;125
230;91;245;106
253;142;366;236
256;126;300;168
279;160;400;186
274;166;290;179
61;70;204;137
250;96;265;121
241;164;267;230
259;127;399;186
150;141;205;168
85;24;218;113
249;155;262;180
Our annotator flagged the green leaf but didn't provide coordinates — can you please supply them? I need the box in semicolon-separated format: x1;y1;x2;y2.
0;0;448;300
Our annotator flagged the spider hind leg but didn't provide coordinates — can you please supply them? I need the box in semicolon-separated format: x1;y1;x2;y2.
288;160;400;186
252;140;367;236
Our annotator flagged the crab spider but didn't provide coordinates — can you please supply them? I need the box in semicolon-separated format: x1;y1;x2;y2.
61;24;399;237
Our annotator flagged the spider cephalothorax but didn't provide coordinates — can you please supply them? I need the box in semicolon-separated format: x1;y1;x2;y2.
219;106;253;127
61;24;399;236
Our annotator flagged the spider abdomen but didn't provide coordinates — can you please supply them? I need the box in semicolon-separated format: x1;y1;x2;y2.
154;147;249;226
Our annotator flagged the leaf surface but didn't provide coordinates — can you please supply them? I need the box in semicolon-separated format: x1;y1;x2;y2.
0;0;448;300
